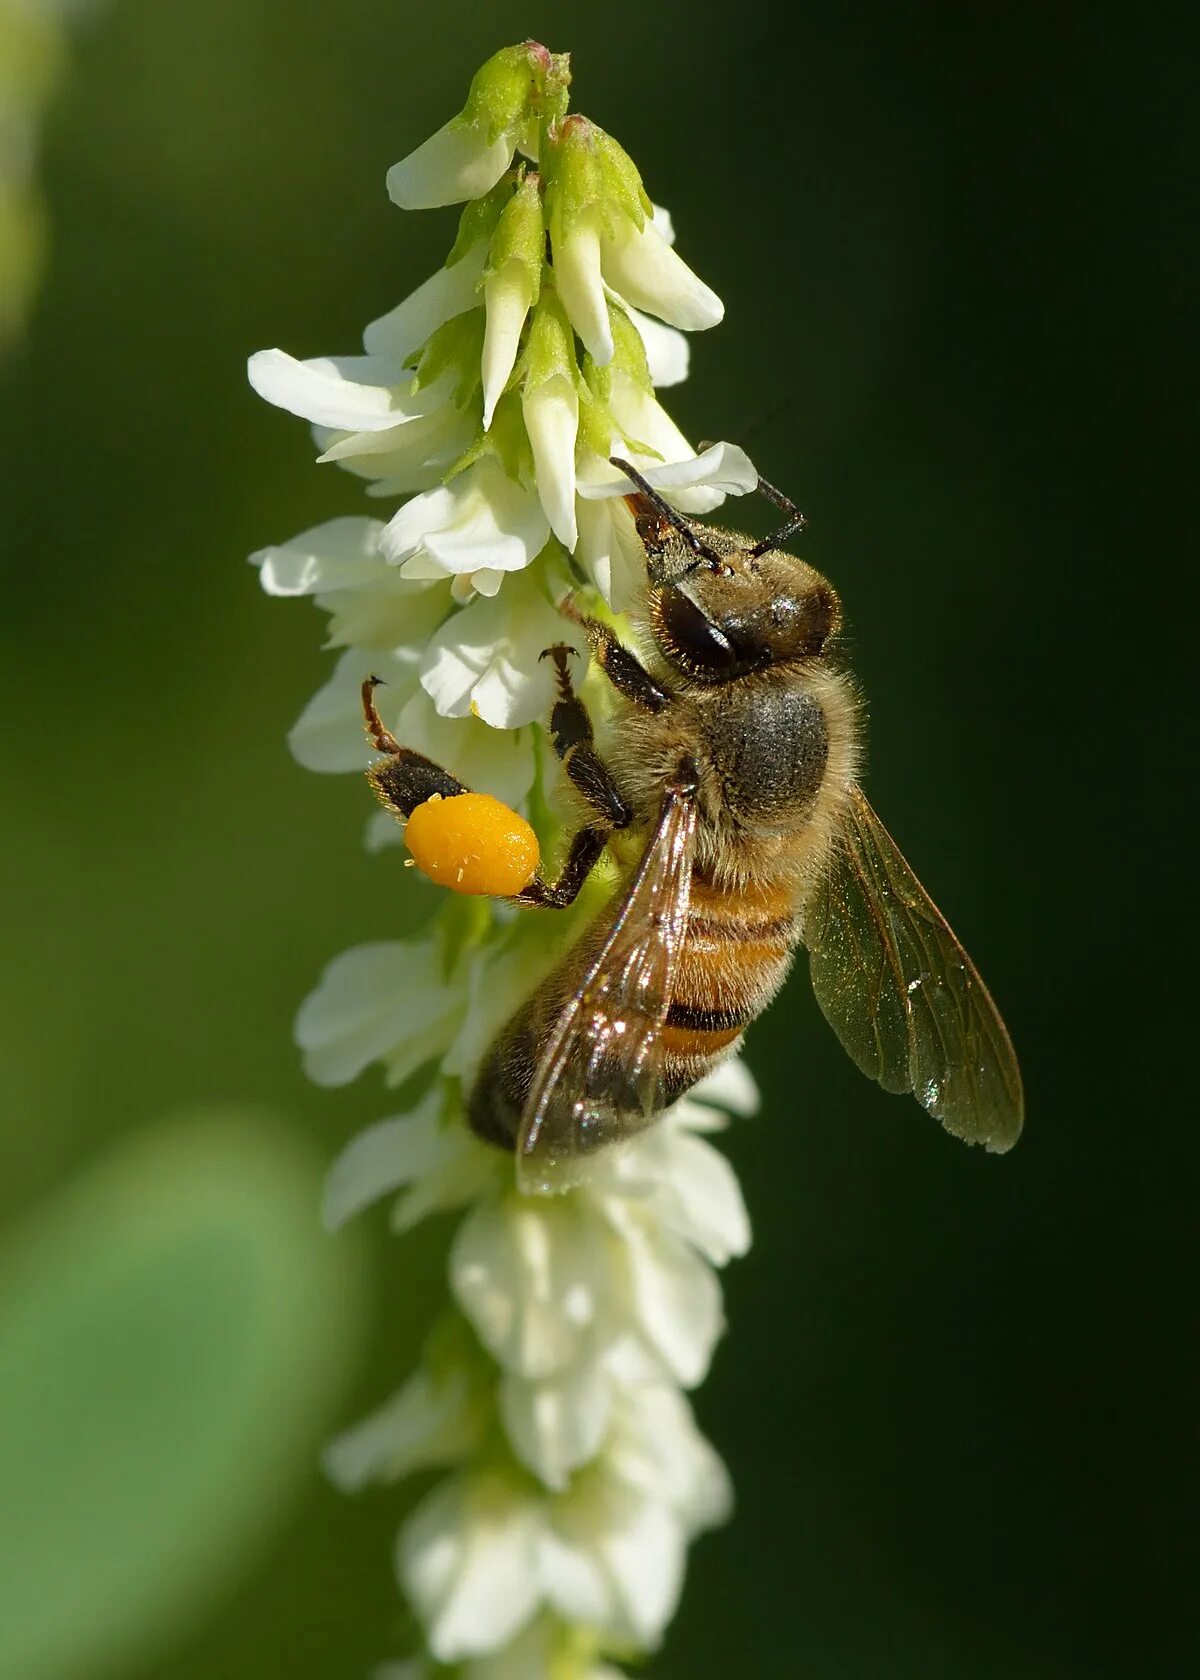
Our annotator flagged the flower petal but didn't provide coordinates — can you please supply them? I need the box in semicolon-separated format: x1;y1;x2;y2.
287;645;421;773
363;244;486;361
321;1091;444;1230
295;939;463;1088
522;376;578;549
552;1471;685;1649
625;304;690;388
387;121;513;211
553;207;613;364
382;457;549;579
323;1362;484;1491
594;1114;751;1268
574;494;650;611
251;516;386;597
451;1193;614;1380
247;349;413;431
399;1471;542;1662
691;1054;760;1118
420;570;584;730
481;263;535;429
602;1202;724;1388
600;217;723;332
500;1359;614;1492
604;1383;732;1535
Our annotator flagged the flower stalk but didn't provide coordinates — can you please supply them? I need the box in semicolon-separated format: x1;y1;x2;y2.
250;41;759;1676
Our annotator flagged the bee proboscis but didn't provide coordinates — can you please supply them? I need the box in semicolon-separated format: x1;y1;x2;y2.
363;460;1023;1193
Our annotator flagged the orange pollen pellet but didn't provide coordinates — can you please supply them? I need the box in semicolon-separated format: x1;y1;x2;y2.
404;792;540;897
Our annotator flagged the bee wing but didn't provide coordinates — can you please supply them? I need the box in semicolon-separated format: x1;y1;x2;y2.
801;785;1024;1152
516;779;699;1194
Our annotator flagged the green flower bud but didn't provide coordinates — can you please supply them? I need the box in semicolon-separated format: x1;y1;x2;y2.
522;288;577;394
542;115;650;244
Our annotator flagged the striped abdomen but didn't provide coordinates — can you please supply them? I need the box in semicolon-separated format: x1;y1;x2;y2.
659;868;798;1101
468;866;798;1149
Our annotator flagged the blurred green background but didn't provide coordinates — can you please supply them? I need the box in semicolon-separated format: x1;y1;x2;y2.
1;1;1195;1676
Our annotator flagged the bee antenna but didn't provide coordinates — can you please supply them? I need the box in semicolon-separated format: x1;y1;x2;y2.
749;474;808;558
609;456;728;573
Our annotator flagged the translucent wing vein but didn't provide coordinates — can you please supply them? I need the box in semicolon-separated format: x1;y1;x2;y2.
802;786;1023;1152
517;779;699;1193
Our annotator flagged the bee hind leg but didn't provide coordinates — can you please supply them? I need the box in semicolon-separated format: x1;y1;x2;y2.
361;676;466;817
514;822;611;909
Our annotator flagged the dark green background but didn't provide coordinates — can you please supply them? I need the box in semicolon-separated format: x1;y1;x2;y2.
2;1;1195;1675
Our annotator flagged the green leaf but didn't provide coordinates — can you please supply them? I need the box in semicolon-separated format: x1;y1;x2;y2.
0;1110;367;1680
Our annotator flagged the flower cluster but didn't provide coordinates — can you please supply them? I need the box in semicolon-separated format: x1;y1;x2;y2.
250;41;759;1676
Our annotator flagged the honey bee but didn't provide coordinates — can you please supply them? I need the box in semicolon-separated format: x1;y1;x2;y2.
363;459;1023;1192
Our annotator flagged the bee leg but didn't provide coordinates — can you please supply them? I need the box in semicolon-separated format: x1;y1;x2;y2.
540;645;634;828
361;676;466;817
513;822;611;909
508;649;635;910
556;601;671;714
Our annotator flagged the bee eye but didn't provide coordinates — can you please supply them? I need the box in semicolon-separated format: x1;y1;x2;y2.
656;586;740;677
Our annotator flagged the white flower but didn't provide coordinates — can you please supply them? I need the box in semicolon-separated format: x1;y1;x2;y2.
481;261;535;429
554;204;612;365
601;214;723;332
323;1359;486;1491
420;569;586;729
288;644;421;774
399;1469;546;1661
247;349;426;433
295;938;467;1089
381;456;550;598
626;304;689;388
363;246;487;363
398;1378;731;1664
387;121;514;211
523;369;579;549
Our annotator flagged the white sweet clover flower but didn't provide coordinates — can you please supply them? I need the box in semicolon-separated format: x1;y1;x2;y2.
248;40;763;1678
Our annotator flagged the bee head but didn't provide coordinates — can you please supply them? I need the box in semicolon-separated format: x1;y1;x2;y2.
648;532;841;685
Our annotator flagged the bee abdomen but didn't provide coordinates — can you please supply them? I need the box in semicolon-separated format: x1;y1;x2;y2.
661;875;798;1092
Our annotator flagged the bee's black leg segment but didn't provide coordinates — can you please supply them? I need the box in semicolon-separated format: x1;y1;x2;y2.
554;604;671;714
515;823;610;909
360;673;467;819
562;743;633;828
538;645;634;828
590;624;671;713
541;643;595;757
368;751;467;820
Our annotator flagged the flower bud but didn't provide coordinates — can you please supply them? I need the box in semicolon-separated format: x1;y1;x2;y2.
387;43;568;211
481;173;544;427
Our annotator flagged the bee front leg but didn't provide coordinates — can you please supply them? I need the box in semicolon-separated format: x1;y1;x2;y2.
556;600;671;714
